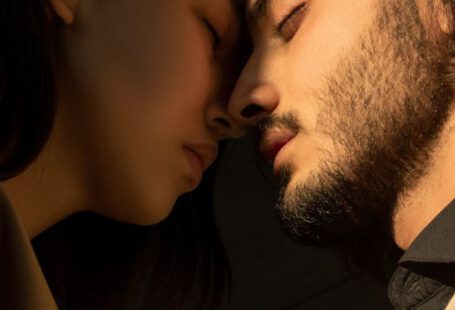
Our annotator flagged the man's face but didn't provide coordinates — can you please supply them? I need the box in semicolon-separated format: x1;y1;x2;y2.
228;0;454;245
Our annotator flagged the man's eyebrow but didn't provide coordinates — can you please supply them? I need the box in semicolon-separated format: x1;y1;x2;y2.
247;0;270;25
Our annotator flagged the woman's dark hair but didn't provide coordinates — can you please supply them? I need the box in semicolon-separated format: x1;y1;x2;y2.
0;0;56;180
1;1;231;309
33;162;231;310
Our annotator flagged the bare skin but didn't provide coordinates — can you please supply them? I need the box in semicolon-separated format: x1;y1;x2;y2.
2;0;245;238
227;0;455;250
394;116;455;249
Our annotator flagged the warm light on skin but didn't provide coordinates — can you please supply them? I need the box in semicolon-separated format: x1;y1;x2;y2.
394;117;455;249
232;0;377;204
2;0;245;238
229;0;455;249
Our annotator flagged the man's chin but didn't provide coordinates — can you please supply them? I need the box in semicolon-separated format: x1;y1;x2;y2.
275;170;365;247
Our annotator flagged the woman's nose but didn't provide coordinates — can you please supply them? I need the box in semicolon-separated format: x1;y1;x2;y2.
206;103;246;139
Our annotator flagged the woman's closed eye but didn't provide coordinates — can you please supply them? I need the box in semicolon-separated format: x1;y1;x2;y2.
203;19;221;50
274;2;309;43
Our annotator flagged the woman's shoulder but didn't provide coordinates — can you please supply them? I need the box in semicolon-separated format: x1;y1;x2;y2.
0;186;58;310
0;186;25;242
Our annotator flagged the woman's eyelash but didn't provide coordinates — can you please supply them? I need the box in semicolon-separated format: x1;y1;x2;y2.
203;19;220;49
274;3;308;42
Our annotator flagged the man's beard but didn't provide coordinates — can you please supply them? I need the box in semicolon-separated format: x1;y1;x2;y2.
275;0;455;246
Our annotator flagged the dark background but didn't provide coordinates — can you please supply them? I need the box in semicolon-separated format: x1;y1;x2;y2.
33;131;395;309
214;132;394;309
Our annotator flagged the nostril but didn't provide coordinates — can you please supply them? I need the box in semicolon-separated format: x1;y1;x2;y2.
241;104;264;118
214;117;231;129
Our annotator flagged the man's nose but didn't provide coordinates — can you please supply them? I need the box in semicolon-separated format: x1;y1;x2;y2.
227;52;279;128
228;83;279;127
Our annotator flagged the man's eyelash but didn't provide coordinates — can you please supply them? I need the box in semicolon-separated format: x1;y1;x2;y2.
273;3;308;38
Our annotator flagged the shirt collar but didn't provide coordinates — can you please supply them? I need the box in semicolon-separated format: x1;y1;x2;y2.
399;199;455;265
388;199;455;309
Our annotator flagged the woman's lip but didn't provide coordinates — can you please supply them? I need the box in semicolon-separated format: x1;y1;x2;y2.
183;147;203;186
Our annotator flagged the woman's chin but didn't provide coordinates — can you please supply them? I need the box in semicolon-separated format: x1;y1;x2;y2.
96;195;177;226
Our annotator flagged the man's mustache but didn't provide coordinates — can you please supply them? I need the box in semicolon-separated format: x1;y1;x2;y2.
257;111;303;139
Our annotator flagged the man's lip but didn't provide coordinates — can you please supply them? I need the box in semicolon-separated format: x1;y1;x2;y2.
259;128;296;169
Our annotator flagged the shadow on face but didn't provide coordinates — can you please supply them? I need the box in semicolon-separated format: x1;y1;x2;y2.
45;0;252;224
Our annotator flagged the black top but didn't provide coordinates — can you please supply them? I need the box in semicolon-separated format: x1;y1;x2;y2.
389;200;455;310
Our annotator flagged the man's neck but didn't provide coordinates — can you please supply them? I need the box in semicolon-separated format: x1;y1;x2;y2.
394;112;455;250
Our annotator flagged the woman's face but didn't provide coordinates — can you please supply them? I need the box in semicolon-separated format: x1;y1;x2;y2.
52;0;246;224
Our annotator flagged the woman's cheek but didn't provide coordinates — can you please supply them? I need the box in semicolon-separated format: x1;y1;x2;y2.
171;26;215;113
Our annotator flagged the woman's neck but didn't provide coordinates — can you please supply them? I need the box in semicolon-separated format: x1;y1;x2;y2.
1;105;88;239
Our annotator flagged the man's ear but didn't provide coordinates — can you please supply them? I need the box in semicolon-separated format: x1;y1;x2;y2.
48;0;79;25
